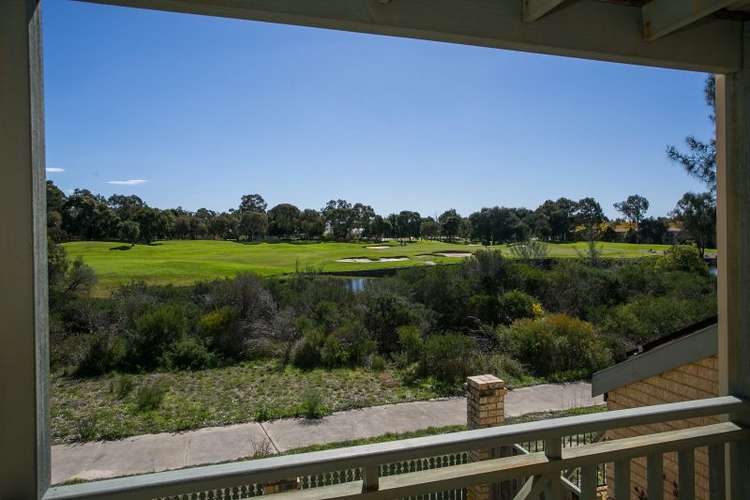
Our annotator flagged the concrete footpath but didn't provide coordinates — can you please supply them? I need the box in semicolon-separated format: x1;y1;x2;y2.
51;381;602;484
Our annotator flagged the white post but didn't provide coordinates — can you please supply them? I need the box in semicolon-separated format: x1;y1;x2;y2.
0;1;49;498
715;23;750;500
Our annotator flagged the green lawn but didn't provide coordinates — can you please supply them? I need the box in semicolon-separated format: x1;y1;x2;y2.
51;361;439;444
62;239;688;292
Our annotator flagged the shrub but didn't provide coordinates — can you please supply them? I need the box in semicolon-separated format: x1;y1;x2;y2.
198;305;241;359
362;290;427;353
497;290;539;325
299;388;327;419
320;335;348;368
109;374;134;399
465;250;509;293
508;240;549;260
130;304;188;370
542;261;625;319
506;314;611;378
254;404;272;422
291;329;325;369
397;325;423;363
164;337;215;370
595;295;716;344
657;245;709;276
467;294;501;325
420;334;476;385
135;380;168;412
75;418;97;441
76;334;127;376
471;352;528;384
370;354;386;372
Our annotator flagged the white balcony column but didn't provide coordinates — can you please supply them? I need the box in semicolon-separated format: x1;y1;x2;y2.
0;1;49;498
716;22;750;500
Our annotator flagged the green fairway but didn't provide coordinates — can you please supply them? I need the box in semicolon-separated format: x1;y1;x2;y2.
63;239;690;292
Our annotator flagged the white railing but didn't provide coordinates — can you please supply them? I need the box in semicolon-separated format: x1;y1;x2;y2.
44;396;749;500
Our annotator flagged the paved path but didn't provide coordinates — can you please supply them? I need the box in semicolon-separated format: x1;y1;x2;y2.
51;381;602;484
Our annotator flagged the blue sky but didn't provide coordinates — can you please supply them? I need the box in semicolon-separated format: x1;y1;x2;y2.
43;0;712;219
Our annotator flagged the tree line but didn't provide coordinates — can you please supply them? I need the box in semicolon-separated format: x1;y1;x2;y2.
46;180;715;252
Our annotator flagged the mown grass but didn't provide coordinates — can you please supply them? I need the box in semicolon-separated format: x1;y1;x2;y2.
62;239;691;293
50;360;439;444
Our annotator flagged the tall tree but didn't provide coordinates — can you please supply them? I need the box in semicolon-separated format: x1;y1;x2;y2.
575;197;606;240
613;194;649;240
672;192;716;256
239;211;268;241
368;215;390;241
666;75;717;192
536;198;577;241
396;211;421;241
299;209;325;239
268;203;301;238
239;193;267;213
322;199;355;240
438;209;462;241
420;218;439;239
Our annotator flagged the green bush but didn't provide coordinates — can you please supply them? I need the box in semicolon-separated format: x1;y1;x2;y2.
320;335;348;368
198;305;241;359
135;380;168;412
420;334;476;385
76;334;127;376
130;304;188;370
471;352;528;384
507;314;611;378
109;374;134;399
370;354;386;372
362;291;428;353
497;290;539;325
595;295;716;343
397;325;423;363
299;388;327;419
292;329;325;369
164;337;215;370
657;245;709;276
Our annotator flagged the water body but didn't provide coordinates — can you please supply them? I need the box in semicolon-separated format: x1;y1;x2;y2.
346;277;371;293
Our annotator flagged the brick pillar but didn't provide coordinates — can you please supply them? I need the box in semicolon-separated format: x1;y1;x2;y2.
467;374;507;500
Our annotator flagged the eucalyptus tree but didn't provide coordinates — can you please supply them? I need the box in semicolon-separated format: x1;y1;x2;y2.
268;203;301;238
672;192;716;256
613;194;649;240
239;193;267;213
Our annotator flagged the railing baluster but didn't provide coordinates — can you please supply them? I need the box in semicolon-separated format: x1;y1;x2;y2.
362;464;379;493
614;459;631;499
709;443;726;500
580;464;597;500
678;448;696;500
647;453;664;500
544;438;562;500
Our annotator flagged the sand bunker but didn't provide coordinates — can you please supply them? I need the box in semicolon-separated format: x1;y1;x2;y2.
337;257;409;263
434;252;473;258
366;246;391;250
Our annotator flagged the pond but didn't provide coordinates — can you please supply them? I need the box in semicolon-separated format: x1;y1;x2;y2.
345;277;371;293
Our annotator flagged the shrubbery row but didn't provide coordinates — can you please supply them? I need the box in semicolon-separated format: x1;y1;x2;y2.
50;244;715;386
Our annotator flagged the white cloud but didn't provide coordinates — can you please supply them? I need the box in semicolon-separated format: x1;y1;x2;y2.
106;179;148;186
46;167;65;173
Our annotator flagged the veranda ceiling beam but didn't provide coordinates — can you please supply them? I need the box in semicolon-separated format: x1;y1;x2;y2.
642;0;738;41
523;0;568;22
75;0;742;73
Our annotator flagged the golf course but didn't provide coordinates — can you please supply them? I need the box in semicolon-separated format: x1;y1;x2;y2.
63;239;689;293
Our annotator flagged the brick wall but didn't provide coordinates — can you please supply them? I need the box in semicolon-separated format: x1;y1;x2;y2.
605;355;719;500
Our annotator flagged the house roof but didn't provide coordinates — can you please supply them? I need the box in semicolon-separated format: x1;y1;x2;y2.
591;317;718;396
